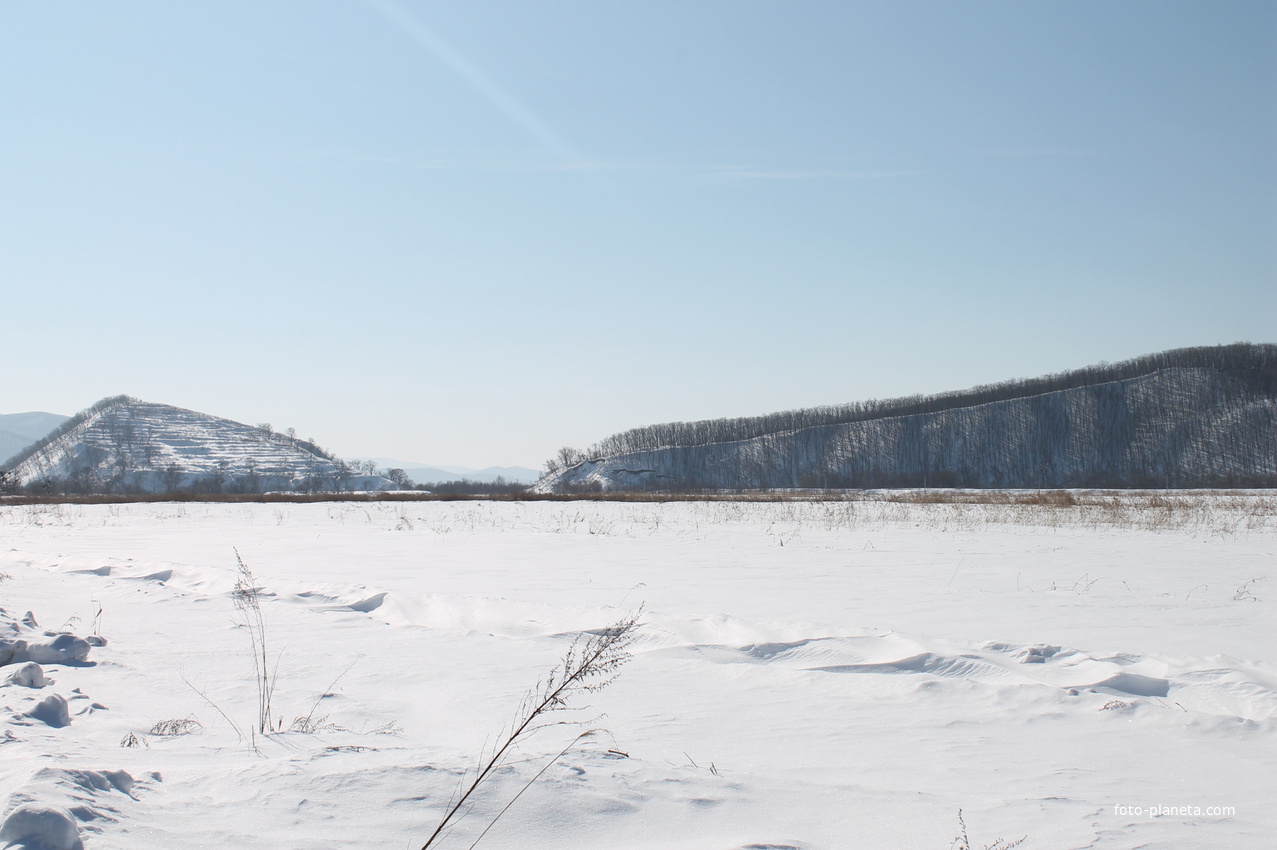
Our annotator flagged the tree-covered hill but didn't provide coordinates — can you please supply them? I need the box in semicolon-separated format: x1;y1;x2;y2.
538;344;1277;491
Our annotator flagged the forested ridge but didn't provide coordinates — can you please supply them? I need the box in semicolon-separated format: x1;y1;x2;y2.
543;344;1277;491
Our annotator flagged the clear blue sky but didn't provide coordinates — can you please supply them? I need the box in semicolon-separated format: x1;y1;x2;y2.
3;1;1274;468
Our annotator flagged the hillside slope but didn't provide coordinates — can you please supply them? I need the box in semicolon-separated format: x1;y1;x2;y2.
538;344;1277;491
1;396;389;494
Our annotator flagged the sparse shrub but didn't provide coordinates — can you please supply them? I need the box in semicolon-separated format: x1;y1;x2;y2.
149;716;203;736
120;732;147;748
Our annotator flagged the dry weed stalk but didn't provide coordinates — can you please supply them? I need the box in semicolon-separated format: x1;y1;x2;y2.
184;674;245;744
290;656;359;734
951;808;1027;850
1232;577;1264;602
419;607;642;849
232;549;278;735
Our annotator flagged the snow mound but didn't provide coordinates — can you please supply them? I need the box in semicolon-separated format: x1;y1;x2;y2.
0;610;91;668
292;585;583;638
0;803;83;850
6;663;45;689
22;636;90;667
50;555;223;599
2;770;143;849
23;694;70;728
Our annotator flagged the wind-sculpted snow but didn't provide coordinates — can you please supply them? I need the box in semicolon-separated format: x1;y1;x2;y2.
0;803;84;850
0;497;1272;847
0;607;122;849
0;769;147;850
1;609;92;667
540;344;1277;491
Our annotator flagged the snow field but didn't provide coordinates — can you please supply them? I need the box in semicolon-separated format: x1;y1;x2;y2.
0;495;1273;848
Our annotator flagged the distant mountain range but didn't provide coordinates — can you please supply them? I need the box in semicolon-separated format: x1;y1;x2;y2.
354;459;541;485
536;343;1277;492
0;412;70;466
2;396;390;495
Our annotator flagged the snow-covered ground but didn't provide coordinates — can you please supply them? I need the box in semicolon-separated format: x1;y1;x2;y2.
1;495;1273;849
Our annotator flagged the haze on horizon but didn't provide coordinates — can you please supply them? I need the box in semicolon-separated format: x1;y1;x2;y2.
2;1;1273;469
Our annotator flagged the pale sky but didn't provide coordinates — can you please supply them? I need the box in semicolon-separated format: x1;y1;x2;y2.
3;1;1274;468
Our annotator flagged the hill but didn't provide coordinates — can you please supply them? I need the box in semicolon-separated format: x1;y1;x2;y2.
1;396;390;495
536;343;1277;492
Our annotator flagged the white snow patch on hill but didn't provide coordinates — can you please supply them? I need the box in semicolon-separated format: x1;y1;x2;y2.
4;397;391;493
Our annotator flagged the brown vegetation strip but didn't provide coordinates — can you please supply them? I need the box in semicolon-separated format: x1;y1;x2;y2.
2;489;1272;509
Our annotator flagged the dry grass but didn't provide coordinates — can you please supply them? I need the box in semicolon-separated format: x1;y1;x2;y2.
1232;578;1264;602
149;716;203;736
5;491;1271;542
3;486;1274;509
860;489;1276;535
289;714;342;734
119;732;148;748
951;808;1026;850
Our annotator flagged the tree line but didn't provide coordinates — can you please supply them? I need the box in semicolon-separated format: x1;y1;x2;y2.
578;343;1277;460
